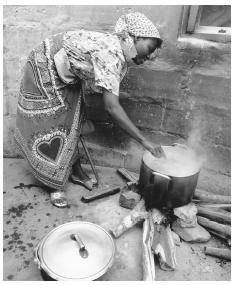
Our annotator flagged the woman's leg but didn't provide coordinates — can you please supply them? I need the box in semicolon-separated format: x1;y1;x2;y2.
70;157;93;190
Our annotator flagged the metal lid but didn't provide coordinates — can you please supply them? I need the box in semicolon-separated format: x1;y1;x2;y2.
36;221;115;281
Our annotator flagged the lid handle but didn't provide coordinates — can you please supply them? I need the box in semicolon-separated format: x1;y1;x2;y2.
70;233;89;258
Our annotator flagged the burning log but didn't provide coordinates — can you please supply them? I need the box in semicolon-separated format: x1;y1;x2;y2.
149;209;177;271
151;223;177;271
142;218;155;280
204;246;231;261
194;189;231;204
196;206;231;224
110;199;148;238
197;216;231;238
150;208;167;225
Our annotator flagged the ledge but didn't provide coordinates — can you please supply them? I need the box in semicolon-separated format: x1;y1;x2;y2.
177;35;230;51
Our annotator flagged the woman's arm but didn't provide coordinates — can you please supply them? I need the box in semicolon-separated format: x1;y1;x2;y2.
103;91;165;157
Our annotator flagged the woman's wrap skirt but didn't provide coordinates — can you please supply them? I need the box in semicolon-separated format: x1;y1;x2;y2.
14;33;84;191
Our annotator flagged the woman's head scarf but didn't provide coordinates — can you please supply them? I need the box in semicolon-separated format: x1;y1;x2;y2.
115;12;161;39
115;12;161;59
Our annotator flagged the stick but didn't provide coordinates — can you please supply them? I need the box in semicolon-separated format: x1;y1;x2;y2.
194;189;231;204
196;206;231;224
81;187;120;203
204;246;231;260
197;203;231;212
117;168;139;184
206;229;231;245
142;218;155;280
197;216;231;237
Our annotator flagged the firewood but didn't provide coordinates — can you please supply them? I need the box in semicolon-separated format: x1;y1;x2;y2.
197;216;231;237
150;208;167;225
142;218;155;280
197;203;231;212
196;206;231;224
151;223;177;271
110;199;148;238
194;189;231;204
206;229;231;245
204;246;231;260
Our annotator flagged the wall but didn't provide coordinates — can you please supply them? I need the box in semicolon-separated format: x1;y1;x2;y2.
3;5;231;194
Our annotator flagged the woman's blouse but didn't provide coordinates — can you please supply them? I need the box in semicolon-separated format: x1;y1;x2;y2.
54;30;130;96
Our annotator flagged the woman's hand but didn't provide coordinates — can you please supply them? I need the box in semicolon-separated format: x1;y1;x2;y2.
142;140;166;158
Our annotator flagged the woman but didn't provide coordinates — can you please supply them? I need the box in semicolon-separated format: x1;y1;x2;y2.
15;12;165;208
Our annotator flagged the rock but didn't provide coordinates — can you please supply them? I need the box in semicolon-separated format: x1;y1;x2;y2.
172;220;211;242
173;203;198;228
119;188;141;209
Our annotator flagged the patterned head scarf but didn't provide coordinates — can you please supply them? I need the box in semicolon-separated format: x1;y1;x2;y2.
115;12;161;59
115;12;161;39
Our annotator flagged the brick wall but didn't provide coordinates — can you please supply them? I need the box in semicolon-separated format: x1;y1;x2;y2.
3;5;231;193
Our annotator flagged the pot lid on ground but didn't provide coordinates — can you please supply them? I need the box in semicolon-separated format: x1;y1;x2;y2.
36;221;115;281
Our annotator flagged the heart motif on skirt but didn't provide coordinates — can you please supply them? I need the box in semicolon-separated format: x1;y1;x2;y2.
37;136;63;162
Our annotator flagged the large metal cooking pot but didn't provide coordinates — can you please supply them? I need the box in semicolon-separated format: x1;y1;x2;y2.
34;221;115;281
138;143;203;209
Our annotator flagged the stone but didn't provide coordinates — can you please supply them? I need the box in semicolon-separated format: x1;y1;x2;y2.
172;220;211;243
173;203;198;228
119;187;141;209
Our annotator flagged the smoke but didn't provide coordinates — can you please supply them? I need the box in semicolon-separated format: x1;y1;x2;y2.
186;114;208;167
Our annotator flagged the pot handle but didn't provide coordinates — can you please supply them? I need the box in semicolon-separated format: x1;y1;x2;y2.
172;142;189;150
33;241;42;269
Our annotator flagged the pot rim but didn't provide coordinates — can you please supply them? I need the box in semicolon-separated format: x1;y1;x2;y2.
142;158;201;178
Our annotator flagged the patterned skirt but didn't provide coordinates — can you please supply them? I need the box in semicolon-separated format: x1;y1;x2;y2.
14;33;84;190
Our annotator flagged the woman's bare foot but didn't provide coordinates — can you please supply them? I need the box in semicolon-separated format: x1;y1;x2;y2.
70;160;93;191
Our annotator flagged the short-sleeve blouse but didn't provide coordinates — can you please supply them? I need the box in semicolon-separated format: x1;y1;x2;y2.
54;30;128;96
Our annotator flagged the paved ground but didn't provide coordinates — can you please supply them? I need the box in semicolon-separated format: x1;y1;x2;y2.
3;158;231;281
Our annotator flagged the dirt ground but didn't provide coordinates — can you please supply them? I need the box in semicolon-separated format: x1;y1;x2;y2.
3;158;231;281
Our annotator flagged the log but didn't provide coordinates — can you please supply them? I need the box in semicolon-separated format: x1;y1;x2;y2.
150;208;167;225
142;218;155;280
197;203;231;212
110;199;148;238
197;216;231;237
197;206;231;224
194;189;231;204
207;229;231;245
204;246;231;261
151;221;177;271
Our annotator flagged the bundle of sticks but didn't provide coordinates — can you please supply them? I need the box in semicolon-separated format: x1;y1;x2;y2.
193;188;231;246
